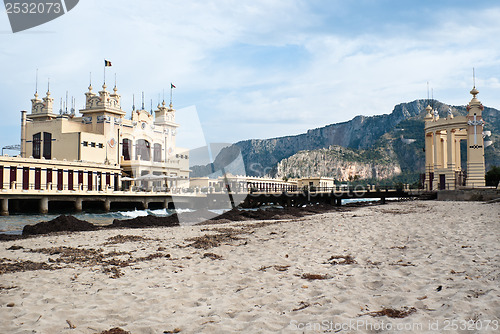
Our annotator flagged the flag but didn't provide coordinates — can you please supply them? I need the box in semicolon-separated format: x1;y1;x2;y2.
171;83;176;89
104;60;112;67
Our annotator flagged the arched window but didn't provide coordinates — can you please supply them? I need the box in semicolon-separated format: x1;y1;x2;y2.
153;143;162;162
43;132;52;159
136;139;151;161
32;133;41;158
122;138;131;160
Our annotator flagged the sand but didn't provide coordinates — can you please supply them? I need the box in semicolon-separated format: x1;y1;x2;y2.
0;200;499;333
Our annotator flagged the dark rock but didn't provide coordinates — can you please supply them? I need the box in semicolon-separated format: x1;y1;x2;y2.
0;234;25;241
109;214;180;229
22;215;98;235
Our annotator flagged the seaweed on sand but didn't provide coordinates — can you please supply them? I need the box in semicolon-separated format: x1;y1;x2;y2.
363;307;417;318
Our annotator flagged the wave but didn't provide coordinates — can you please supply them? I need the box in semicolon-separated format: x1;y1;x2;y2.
118;209;149;218
175;208;195;214
208;209;230;215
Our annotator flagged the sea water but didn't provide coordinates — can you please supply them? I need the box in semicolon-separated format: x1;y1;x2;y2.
0;198;379;235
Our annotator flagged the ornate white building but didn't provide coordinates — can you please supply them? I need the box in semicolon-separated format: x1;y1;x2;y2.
14;80;189;192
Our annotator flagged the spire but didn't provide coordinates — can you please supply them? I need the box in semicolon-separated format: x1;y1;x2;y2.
46;78;50;96
141;91;145;110
470;86;479;98
470;68;479;98
473;67;476;88
132;94;135;111
35;68;38;98
71;96;75;115
88;72;92;91
424;105;433;122
113;73;117;93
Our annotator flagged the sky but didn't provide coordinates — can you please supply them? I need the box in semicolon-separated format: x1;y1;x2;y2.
1;0;500;151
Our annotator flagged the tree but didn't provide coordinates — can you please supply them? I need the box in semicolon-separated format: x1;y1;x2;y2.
485;166;500;187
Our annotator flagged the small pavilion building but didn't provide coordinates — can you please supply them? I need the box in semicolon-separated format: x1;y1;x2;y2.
424;87;486;190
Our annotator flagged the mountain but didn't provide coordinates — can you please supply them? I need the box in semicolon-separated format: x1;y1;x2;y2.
191;99;500;181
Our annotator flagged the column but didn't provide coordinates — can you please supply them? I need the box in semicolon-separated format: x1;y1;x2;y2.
456;137;462;186
432;131;439;190
425;131;433;191
103;198;111;212
39;197;48;214
1;198;8;216
74;198;83;212
441;134;447;168
131;140;136;161
445;130;456;190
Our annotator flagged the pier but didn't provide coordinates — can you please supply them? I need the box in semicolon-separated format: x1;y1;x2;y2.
0;184;425;215
0;188;205;215
239;186;423;208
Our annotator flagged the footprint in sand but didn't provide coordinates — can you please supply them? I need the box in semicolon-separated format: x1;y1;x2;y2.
363;281;384;290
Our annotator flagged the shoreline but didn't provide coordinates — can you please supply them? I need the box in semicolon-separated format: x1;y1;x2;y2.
1;200;498;333
0;199;384;241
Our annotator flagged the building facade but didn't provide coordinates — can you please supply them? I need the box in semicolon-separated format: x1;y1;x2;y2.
20;82;189;191
424;87;486;190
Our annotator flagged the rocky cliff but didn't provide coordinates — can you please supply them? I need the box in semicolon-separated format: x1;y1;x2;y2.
276;146;401;181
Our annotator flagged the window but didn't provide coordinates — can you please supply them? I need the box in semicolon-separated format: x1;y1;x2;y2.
57;169;63;190
122;139;131;160
136;139;151;161
22;167;29;190
68;170;74;190
78;171;84;185
10;166;16;183
153;143;162;162
97;172;102;191
43;132;52;159
32;133;41;159
83;141;88;147
34;168;41;190
91;142;96;148
98;143;103;148
87;171;93;190
46;168;52;188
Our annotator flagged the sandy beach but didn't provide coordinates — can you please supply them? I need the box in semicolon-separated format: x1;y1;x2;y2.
1;200;499;333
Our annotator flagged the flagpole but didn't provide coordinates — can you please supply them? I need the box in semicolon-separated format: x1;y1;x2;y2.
170;85;173;105
103;61;106;85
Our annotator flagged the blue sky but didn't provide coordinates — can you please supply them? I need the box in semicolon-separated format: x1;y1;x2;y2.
1;0;500;151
